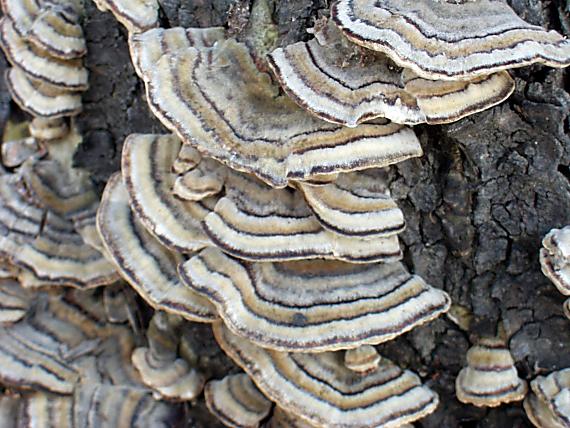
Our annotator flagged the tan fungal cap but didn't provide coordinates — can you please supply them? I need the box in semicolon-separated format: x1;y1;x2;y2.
6;67;82;118
205;373;272;428
214;323;439;428
298;170;405;239
181;248;450;352
172;143;202;174
29;117;69;141
0;395;19;428
0;0;41;36
268;21;515;126
122;134;212;253
0;17;88;90
173;157;227;202
332;0;570;81
132;312;206;401
0;279;30;323
92;0;158;33
140;36;422;187
1;136;44;168
129;26;225;79
97;173;217;322
456;337;527;407
344;345;381;374
540;226;570;295
202;173;402;263
524;369;570;428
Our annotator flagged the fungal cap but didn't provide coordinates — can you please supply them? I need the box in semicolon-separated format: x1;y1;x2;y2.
344;345;381;374
268;20;515;126
213;322;440;428
180;249;451;352
540;226;570;295
92;0;159;33
455;337;527;407
29;117;69;141
96;173;217;322
0;279;30;323
332;0;570;80
204;373;272;428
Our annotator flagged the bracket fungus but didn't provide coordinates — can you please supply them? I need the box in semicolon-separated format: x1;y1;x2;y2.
456;337;527;407
214;322;439;428
29;116;69;141
540;226;570;296
0;279;30;323
344;345;382;375
524;369;570;428
130;27;422;187
268;20;515;126
97;173;217;322
92;0;159;33
180;248;450;352
332;0;570;80
204;373;272;428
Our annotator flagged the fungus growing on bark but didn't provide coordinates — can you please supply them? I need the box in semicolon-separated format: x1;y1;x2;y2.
133;30;422;187
268;21;515;126
344;345;381;374
204;373;272;428
297;169;405;239
456;337;527;407
524;369;570;428
332;0;570;80
92;0;159;33
172;157;227;202
540;226;570;295
213;322;439;427
132;312;206;401
5;67;82;118
1;135;43;168
29;117;69;141
97;173;217;322
180;248;450;352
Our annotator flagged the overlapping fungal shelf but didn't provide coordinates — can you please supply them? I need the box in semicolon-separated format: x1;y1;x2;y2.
0;0;569;425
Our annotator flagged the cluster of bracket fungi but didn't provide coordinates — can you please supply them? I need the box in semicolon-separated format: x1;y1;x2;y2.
0;0;569;426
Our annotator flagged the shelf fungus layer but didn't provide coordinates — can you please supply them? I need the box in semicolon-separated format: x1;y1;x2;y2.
204;373;272;428
456;337;527;407
92;0;158;33
137;33;422;187
97;173;217;322
297;170;405;239
540;226;570;295
214;323;439;428
524;369;570;428
202;173;402;263
0;279;30;323
0;17;88;90
6;67;82;118
180;249;451;352
122;134;211;253
344;345;382;374
268;21;515;126
332;0;570;81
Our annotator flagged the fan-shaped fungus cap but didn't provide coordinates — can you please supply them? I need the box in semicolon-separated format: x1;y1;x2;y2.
172;143;202;174
205;373;272;428
137;33;422;187
332;0;570;81
0;279;30;323
297;169;405;239
524;369;570;428
202;172;402;263
0;17;88;90
344;345;381;374
268;20;515;127
173;157;227;202
0;0;40;36
180;248;450;352
1;136;43;168
121;134;211;253
29;117;69;141
540;226;570;295
97;173;217;322
129;26;225;79
6;67;82;118
214;323;439;428
92;0;158;33
456;337;527;407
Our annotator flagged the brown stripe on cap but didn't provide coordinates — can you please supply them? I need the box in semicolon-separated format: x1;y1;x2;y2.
268;21;514;126
205;373;272;428
29;117;69;141
180;249;450;352
142;38;422;188
298;169;405;239
456;337;527;407
6;67;82;118
332;0;570;81
530;368;570;425
97;173;217;322
121;134;212;253
92;0;158;33
213;323;439;427
0;17;87;90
